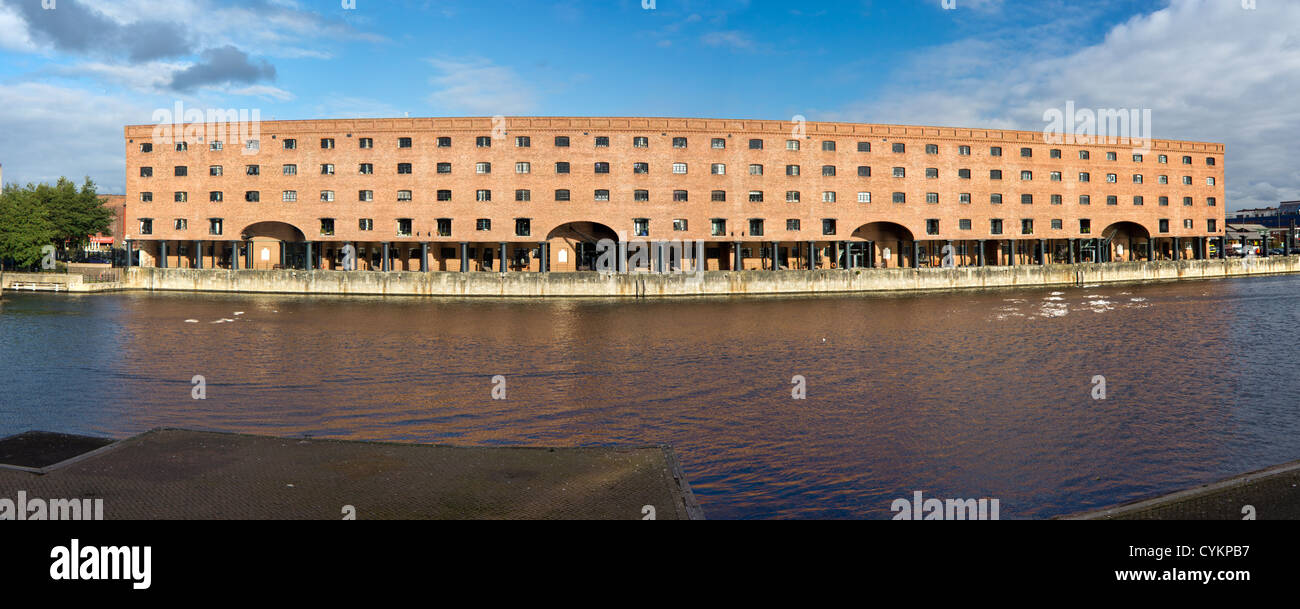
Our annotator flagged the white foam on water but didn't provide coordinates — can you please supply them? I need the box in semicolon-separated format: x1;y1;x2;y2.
185;319;199;323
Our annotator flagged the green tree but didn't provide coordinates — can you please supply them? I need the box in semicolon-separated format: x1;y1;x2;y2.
46;177;115;254
0;183;57;270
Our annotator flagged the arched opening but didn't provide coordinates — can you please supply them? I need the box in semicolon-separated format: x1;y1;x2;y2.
851;221;915;268
1101;221;1152;262
546;221;619;271
240;221;307;270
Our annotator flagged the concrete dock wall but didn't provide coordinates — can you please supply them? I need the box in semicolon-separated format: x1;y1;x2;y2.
115;256;1300;297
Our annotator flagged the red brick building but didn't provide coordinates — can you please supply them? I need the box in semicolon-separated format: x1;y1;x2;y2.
122;116;1226;272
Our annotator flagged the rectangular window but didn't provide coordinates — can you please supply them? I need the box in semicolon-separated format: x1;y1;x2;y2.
595;189;609;201
857;192;871;203
786;219;800;231
476;136;492;148
1133;195;1144;206
475;162;490;174
857;142;871;152
1208;219;1217;232
515;218;531;236
359;190;373;202
594;162;609;174
822;165;836;177
174;166;188;177
358;163;373;175
1051;219;1063;230
674;219;689;231
893;167;906;178
436;162;451;174
712;138;726;149
1020;147;1033;158
673;190;688;202
210;165;223;176
711;190;726;202
320;190;334;202
926;192;939;204
1133;153;1143;162
749;219;764;237
1021;194;1033;205
1021;219;1034;235
556;161;570;174
822;219;837;235
476;190;491;202
990;169;1002;180
1079;150;1090;160
1159;219;1170;233
634;190;649;202
926;144;939;155
1079;195;1090;205
516;162;530;174
319;219;334;236
991;193;1003;204
245;191;260;202
359;219;373;231
1050;149;1062;159
140;167;153;177
553;189;570;202
711;219;727;236
749;164;763;175
398;219;413;236
958;168;971;179
397;163;412;175
959;219;972;230
174;191;188;203
673;137;688;148
595;136;609;148
437;218;452;237
554;136;569;147
514;136;530;148
476;219;491;231
858;166;871;177
1080;219;1092;234
515;189;530;202
892;143;905;153
282;164;297;176
892;192;906;204
1051;194;1062;205
823;140;837;152
786;191;801;203
633;136;648;148
319;138;333;149
633;162;649;174
437;190;451;201
990;219;1003;235
673;163;688;174
926;168;939;179
208;219;222;236
283;190;297;202
712;163;726;175
990;146;1002;157
437;137;452;147
959;193;971;204
210;191;223;202
749;191;764;203
321;164;334;175
823;191;837;203
749;139;764;150
786;140;800;151
359;137;374;149
926;219;939;235
1107;195;1118;206
633;218;649;236
786;165;800;176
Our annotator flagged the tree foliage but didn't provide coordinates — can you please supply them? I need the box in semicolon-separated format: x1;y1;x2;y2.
0;177;114;270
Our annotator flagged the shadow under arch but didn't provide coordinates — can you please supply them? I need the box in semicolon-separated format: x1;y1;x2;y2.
239;221;308;270
1101;220;1153;261
546;221;620;271
849;221;916;268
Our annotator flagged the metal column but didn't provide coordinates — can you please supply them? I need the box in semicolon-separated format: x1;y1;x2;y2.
421;242;430;272
977;240;985;267
159;241;168;269
460;242;469;272
499;242;508;272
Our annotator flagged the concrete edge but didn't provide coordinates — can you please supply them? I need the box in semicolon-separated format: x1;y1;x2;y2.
1061;457;1300;520
661;444;706;521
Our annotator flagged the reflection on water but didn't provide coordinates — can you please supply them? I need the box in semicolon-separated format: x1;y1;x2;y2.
3;275;1299;519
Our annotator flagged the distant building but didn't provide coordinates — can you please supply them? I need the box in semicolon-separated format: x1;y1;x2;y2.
85;194;125;255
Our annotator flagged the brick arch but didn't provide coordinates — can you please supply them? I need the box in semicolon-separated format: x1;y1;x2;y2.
239;221;307;242
545;221;621;272
850;221;916;242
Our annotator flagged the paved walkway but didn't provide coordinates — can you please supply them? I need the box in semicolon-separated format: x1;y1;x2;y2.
0;429;702;520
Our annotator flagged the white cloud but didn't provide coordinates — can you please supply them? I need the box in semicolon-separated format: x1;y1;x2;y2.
700;30;754;51
0;82;150;194
824;0;1300;210
425;57;537;116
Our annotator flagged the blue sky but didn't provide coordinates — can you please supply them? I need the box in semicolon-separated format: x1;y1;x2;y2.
0;0;1296;210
